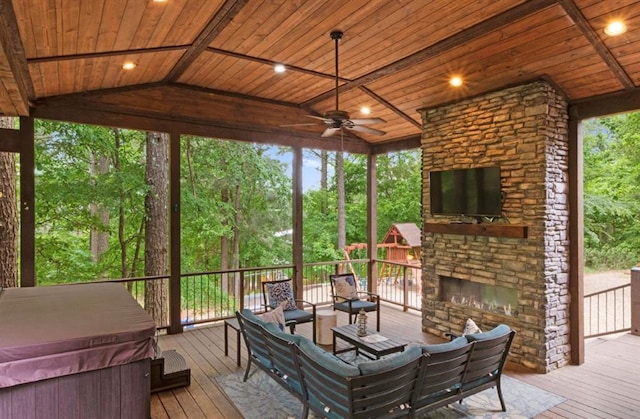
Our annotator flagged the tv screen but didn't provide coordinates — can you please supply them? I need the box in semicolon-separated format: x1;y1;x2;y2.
429;166;502;217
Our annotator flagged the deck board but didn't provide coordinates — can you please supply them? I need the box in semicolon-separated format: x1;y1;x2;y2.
153;304;640;419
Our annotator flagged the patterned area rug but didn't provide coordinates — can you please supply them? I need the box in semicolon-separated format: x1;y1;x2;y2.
216;367;565;419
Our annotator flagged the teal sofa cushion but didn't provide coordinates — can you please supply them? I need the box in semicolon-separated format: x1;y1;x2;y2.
263;322;306;345
298;340;360;377
465;324;511;342
421;336;468;354
357;344;422;375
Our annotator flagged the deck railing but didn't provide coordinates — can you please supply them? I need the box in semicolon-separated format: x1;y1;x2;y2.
99;259;422;330
102;266;636;337
584;283;631;338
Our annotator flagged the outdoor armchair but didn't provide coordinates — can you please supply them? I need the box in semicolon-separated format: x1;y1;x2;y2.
261;279;317;343
329;273;380;331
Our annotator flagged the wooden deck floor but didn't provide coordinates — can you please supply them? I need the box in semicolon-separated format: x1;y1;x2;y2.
153;304;640;419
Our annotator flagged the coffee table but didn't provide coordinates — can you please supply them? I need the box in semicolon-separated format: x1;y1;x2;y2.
332;324;407;360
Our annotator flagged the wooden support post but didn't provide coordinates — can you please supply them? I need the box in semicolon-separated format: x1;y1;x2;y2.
631;267;640;336
19;117;35;287
168;132;182;334
366;153;377;294
292;146;304;300
568;113;584;364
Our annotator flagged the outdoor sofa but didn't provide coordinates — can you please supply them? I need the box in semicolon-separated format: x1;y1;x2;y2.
236;309;515;419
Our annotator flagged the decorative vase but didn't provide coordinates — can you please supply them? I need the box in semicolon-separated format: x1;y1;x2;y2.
356;309;368;337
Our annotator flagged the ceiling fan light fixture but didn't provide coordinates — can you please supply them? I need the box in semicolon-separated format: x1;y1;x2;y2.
604;20;627;36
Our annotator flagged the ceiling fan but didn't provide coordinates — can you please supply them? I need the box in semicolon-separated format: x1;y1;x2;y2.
284;31;386;138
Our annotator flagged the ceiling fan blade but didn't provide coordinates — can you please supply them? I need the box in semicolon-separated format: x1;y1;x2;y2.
305;115;331;122
347;125;386;136
280;123;320;127
349;117;386;125
321;127;341;137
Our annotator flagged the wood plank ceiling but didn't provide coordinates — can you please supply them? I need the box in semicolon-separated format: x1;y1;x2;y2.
2;0;640;152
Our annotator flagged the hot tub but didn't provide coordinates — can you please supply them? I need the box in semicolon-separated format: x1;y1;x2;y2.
0;282;156;418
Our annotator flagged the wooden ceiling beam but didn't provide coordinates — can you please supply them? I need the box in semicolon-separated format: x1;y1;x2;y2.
206;47;339;81
558;0;635;90
371;135;422;155
164;0;250;82
570;87;640;120
27;46;189;64
0;127;21;152
303;0;558;107
0;0;34;114
31;99;374;154
359;86;421;130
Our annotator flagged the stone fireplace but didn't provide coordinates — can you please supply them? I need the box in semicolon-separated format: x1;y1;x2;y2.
419;80;570;373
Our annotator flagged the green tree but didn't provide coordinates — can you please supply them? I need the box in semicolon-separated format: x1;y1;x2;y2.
583;115;640;269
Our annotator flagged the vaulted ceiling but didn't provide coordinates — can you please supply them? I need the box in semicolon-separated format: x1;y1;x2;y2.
2;0;640;153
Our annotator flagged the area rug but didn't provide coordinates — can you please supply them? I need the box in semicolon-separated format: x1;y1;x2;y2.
216;368;565;419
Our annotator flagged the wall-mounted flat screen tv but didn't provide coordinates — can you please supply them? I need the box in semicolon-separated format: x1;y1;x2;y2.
429;166;502;217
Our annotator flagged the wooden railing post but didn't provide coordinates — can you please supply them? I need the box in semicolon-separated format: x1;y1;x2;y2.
632;267;640;336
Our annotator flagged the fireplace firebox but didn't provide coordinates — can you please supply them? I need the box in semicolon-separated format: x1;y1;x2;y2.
440;276;518;317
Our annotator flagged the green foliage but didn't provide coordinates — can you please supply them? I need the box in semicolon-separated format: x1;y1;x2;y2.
302;149;421;262
180;137;292;271
35;121;147;283
583;115;640;269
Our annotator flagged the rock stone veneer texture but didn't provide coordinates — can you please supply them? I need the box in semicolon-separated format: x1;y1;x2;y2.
419;81;570;373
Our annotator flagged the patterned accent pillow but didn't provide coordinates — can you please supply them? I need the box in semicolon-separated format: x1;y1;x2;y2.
333;276;359;302
266;281;298;311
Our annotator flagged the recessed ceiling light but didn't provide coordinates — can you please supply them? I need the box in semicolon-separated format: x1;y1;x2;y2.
604;20;627;36
122;62;136;70
449;76;463;87
360;106;371;115
152;0;168;3
274;64;286;73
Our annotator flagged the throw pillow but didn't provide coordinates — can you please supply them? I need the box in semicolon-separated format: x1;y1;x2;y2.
333;276;359;302
266;281;298;311
261;300;287;330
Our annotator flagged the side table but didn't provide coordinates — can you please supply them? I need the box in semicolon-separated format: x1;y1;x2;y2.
316;310;337;345
224;317;242;366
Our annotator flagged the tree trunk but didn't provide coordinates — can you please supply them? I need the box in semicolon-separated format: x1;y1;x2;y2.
336;151;346;251
144;132;169;325
0;117;18;288
113;129;128;277
220;187;230;294
231;184;241;297
320;149;328;214
89;152;110;265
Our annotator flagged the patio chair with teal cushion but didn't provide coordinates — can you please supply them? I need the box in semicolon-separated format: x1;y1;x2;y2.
261;279;317;343
329;273;380;331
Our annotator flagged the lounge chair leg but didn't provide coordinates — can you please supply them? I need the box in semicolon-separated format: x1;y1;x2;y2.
242;358;252;382
497;382;506;411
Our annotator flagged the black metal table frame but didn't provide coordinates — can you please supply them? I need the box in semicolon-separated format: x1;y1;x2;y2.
332;324;406;360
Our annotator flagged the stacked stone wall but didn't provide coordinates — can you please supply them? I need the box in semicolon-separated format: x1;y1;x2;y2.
419;81;569;372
